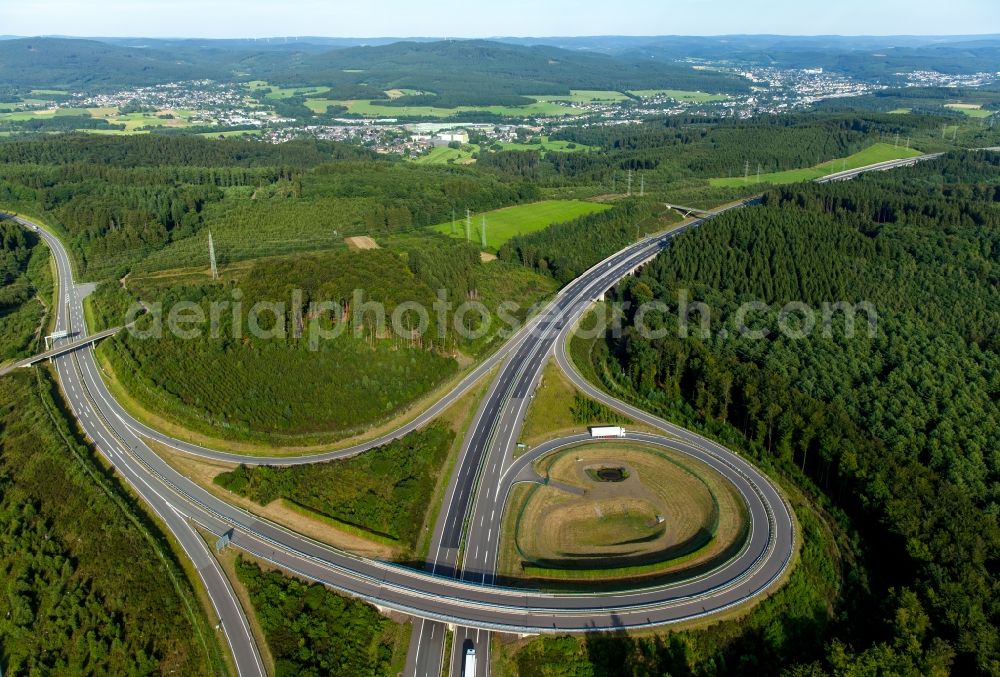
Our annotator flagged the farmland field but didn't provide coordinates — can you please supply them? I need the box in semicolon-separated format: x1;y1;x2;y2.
0;105;196;132
431;200;611;251
709;142;924;187
305;98;587;118
533;90;630;104
385;88;429;99
630;89;729;103
945;103;993;118
245;80;330;99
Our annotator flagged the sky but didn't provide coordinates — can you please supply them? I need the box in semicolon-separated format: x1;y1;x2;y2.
1;0;998;38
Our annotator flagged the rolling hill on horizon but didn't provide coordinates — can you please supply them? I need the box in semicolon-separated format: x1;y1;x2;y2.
0;36;750;101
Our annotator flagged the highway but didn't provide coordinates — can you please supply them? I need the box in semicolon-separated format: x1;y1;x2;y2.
0;325;122;376
41;143;976;675
9;149;934;675
410;198;776;676
814;152;943;182
14;207;795;675
12;217;266;677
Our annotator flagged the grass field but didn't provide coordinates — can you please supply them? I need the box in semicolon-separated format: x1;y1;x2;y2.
494;135;597;153
533;90;630;104
630;89;729;103
412;145;478;164
498;443;749;586
888;108;913;114
244;80;330;100
519;360;584;448
0;105;196;132
413;137;595;165
430;200;611;251
945;103;994;118
385;88;429;99
518;359;635;450
709;142;925;187
305;98;587;118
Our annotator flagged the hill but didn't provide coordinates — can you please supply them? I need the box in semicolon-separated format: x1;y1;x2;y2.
0;37;750;103
257;40;750;104
0;37;229;88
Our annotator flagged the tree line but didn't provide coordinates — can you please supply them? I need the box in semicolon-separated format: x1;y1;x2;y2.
581;152;999;674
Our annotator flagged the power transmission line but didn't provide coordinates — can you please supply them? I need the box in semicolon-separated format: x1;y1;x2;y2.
208;230;218;280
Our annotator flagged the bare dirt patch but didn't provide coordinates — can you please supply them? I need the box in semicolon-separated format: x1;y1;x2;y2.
345;235;380;250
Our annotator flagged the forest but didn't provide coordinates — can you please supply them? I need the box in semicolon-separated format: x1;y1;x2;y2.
103;249;460;443
0;135;538;278
0;115;997;675
564;152;999;675
0;218;51;361
0;37;750;101
0;133;564;443
0;370;227;674
235;557;408;676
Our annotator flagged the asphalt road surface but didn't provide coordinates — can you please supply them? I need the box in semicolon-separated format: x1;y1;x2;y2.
9;157;952;675
10;151;931;674
16;208;794;649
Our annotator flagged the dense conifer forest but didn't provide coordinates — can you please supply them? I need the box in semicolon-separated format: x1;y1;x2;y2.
553;153;999;674
0;372;227;674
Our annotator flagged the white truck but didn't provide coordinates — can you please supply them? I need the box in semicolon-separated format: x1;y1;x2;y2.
463;646;476;677
589;425;626;439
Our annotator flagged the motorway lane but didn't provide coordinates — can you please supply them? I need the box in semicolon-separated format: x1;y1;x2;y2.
407;222;719;675
454;206;756;585
11;151;954;675
406;619;448;677
76;273;563;467
24;207;794;630
12;207;792;665
815;152;943;183
407;203;762;675
17;218;266;677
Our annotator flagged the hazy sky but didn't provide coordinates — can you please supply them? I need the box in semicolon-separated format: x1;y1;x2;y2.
1;0;997;38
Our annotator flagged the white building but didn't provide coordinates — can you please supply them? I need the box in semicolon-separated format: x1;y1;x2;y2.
432;130;469;146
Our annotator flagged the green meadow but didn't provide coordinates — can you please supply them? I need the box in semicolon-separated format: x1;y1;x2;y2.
534;90;630;104
305;98;588;118
709;143;924;187
630;89;729;103
431;199;611;251
945;103;993;118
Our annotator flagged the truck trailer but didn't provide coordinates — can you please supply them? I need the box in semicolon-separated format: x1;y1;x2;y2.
589;425;626;439
463;647;476;677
